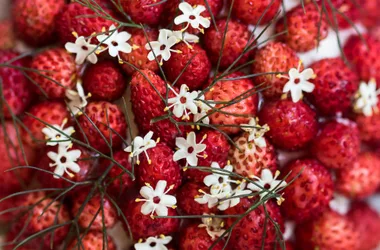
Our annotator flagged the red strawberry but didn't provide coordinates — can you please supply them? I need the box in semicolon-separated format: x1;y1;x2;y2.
251;42;301;99
312;121;360;169
120;0;166;26
77;101;127;153
185;130;230;182
83;60;127;101
259;99;318;150
12;0;65;46
343;34;380;84
29;48;77;99
281;159;334;222
223;198;284;250
276;3;329;52
357;0;380;28
295;209;360;250
0;195;21;223
0;50;33;118
308;58;359;115
284;241;295;250
204;19;255;70
179;223;225;250
355;102;380;144
323;0;359;29
68;231;116;250
163;43;211;90
21;101;71;148
137;143;182;192
0;20;16;50
335;152;380;198
204;72;259;134
229;0;281;25
119;28;159;74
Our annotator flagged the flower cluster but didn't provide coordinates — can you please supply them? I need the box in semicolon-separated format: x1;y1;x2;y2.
240;117;270;148
124;131;158;165
353;78;380;117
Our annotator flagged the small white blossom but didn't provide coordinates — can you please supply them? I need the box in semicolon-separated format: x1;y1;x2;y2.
240;117;270;148
124;131;157;165
199;214;226;240
42;118;75;146
47;144;81;179
134;235;172;250
173;131;207;166
167;84;199;119
171;30;199;48
353;79;380;117
193;93;214;125
136;180;177;217
203;162;236;198
65;33;98;64
66;80;91;116
145;29;180;65
194;190;219;208
217;181;252;211
174;2;211;33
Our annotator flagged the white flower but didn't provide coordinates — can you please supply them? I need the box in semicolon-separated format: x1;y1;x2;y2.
136;180;177;217
193;93;214;125
42;118;75;147
97;25;133;63
281;61;316;103
134;235;172;250
174;2;211;33
124;131;157;165
145;29;180;65
171;30;199;48
217;181;252;211
203;162;235;198
173;131;207;167
167;84;199;119
240;117;270;148
353;79;380;117
247;169;287;205
199;214;226;240
47;144;81;179
66;80;91;116
65;33;98;64
194;190;219;208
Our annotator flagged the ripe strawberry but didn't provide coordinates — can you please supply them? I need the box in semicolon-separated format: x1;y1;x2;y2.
29;48;77;99
295;209;360;250
324;0;359;29
77;101;127;153
251;42;301;99
179;223;225;250
119;28;159;75
223;198;284;249
308;58;359;115
229;133;277;178
335;152;380;198
204;72;259;134
312;121;360;169
354;102;380;144
12;0;65;46
0;20;16;50
276;3;329;52
0;195;21;223
204;19;255;70
357;0;380;28
0;50;33;118
163;43;211;90
343;34;380;84
21;101;71;148
229;0;281;25
185;130;230;182
137;143;182;192
259;99;318;150
280;159;334;222
83;60;127;101
120;0;166;26
68;231;116;250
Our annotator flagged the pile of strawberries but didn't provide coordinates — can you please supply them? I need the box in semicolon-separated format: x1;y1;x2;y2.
0;0;380;249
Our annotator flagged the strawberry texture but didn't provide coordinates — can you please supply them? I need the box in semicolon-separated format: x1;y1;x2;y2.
229;0;281;25
120;0;166;26
179;223;225;250
68;231;116;250
0;19;15;50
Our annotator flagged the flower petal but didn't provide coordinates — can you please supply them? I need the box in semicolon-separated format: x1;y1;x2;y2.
140;201;155;215
155;204;168;216
160;194;177;206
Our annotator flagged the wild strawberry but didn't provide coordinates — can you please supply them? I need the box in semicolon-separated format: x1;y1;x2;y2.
229;0;281;25
312;121;360;169
295;209;360;250
280;159;334;222
251;42;301;99
259;99;318;150
0;51;33;118
177;182;217;215
276;3;329;52
185;130;230;182
324;0;359;29
120;0;166;26
83;60;127;101
21;101;71;148
77;101;127;153
0;20;16;50
308;58;359;115
357;0;380;28
204;72;259;134
119;28;159;75
179;223;225;250
355;102;380;144
29;48;77;99
223;198;284;249
12;0;65;46
163;43;211;90
68;231;116;250
203;19;255;70
335;152;380;198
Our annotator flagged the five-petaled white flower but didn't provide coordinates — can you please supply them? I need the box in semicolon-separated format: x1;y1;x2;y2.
247;169;287;205
203;162;235;198
167;84;199;119
281;61;316;103
47;144;81;179
198;214;226;240
174;2;211;33
240;117;270;148
66;80;91;116
136;180;177;217
194;189;219;208
173;131;207;167
65;32;98;64
193;93;214;126
42;118;75;147
124;131;158;165
353;79;380;117
97;25;134;63
134;235;173;250
217;181;252;211
145;29;180;65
